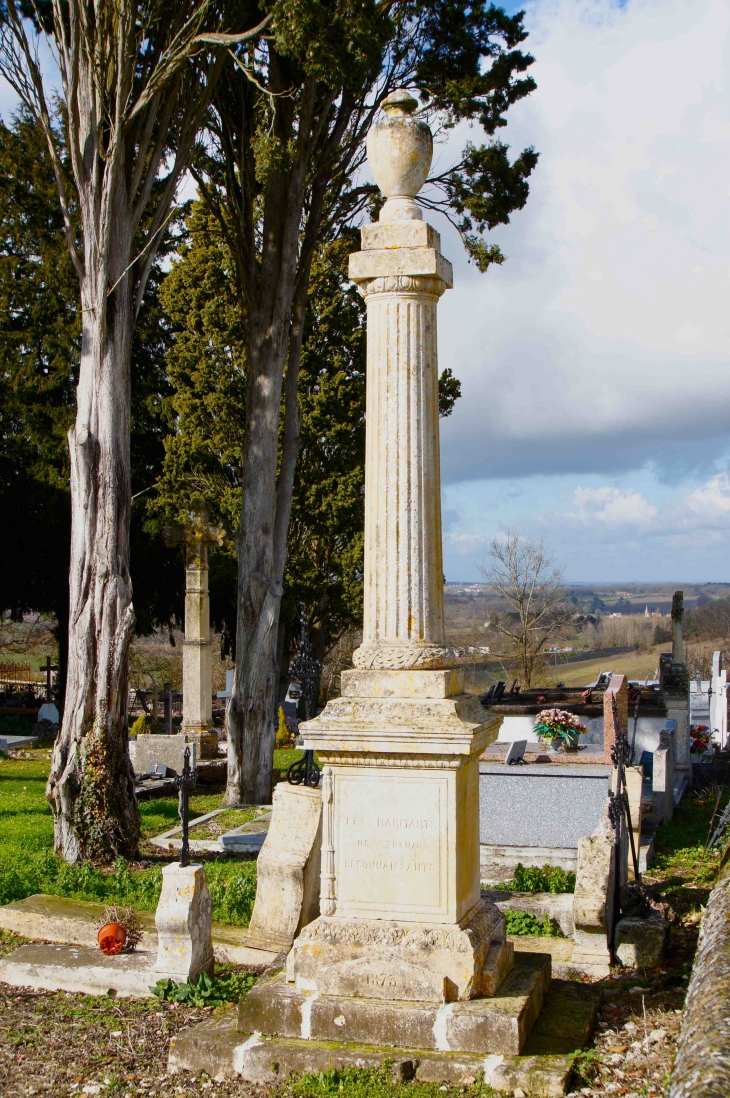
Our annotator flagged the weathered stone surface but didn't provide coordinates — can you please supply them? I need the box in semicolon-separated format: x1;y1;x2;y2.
169;1016;573;1096
154;863;214;983
652;730;675;821
288;899;508;1002
242;783;321;953
241;954;548;1055
133;734;196;777
0;892;279;968
614;914;668;968
0;944;155;997
572;807;620;977
669;859;730;1098
603;675;628;760
340;668;464;699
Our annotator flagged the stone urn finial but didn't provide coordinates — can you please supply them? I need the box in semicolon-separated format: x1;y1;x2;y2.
366;89;433;222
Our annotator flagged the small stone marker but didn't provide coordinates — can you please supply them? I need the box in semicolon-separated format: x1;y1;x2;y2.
153;863;214;984
134;733;196;777
242;782;322;953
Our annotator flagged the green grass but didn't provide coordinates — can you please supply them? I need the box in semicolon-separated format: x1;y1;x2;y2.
0;752;263;924
647;785;730;912
287;1067;498;1098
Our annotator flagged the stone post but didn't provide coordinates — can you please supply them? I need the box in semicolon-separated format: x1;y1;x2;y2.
165;510;224;740
181;536;212;737
652;727;674;821
154;863;214;984
660;653;691;785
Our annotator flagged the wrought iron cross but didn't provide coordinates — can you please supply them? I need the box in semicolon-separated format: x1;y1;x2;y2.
287;606;322;788
174;746;198;867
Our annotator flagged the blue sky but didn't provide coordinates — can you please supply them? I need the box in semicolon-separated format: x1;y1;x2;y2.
432;0;730;582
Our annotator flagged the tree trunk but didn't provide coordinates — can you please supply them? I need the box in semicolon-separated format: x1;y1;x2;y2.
225;359;286;804
46;264;140;862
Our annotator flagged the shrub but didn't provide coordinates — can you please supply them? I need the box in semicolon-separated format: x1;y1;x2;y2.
493;862;576;894
503;908;564;937
130;714;159;736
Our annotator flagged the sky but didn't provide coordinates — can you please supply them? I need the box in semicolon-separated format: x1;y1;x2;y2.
434;0;730;583
2;1;729;586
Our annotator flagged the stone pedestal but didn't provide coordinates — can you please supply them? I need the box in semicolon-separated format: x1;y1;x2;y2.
154;863;214;984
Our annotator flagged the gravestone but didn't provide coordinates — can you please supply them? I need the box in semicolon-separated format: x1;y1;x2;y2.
660;653;691;785
241;782;322;953
134;733;196;777
154;863;214;984
572;806;624;977
652;726;675;820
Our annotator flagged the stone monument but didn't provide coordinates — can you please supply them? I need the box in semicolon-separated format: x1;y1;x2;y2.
166;508;224;756
231;91;548;1069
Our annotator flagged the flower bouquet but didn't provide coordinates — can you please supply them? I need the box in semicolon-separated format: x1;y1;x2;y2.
690;724;711;754
534;708;587;752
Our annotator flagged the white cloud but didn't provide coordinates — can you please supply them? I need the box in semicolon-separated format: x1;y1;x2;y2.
686;472;730;522
569;486;658;527
437;0;730;483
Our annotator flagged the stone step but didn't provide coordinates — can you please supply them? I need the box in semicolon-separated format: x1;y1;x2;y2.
0;894;279;968
169;971;600;1095
238;953;550;1057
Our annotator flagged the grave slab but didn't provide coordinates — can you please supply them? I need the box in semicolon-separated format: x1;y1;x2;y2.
0;943;156;997
0;894;279;967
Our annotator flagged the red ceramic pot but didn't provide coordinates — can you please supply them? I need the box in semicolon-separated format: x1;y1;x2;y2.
98;922;127;956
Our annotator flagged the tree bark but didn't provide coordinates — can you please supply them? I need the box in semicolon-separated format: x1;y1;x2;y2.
47;257;140;862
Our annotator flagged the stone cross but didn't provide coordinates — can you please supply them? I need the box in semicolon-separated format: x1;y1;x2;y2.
671;590;684;664
166;509;224;737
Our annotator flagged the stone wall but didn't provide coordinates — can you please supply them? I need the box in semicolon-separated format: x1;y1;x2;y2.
669;859;730;1097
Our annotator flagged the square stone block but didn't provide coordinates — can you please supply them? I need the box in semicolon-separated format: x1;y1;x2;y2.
341;669;464;699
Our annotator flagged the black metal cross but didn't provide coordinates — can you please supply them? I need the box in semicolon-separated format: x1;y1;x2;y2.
286;606;322;789
174;746;198;867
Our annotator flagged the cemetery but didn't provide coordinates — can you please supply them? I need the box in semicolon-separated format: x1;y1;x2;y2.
1;3;730;1098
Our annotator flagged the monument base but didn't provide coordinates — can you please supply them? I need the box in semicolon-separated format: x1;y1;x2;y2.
169;955;579;1095
240;953;547;1055
287;898;512;1002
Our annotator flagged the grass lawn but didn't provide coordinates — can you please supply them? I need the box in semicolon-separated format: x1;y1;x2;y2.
0;746;303;923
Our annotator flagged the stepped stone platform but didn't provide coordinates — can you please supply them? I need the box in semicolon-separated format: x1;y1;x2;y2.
169;959;600;1096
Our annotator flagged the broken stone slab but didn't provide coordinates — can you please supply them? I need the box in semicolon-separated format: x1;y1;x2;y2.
239;782;321;954
167;1010;574;1096
239;953;549;1056
614;914;669;968
0;893;280;968
0;944;156;997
